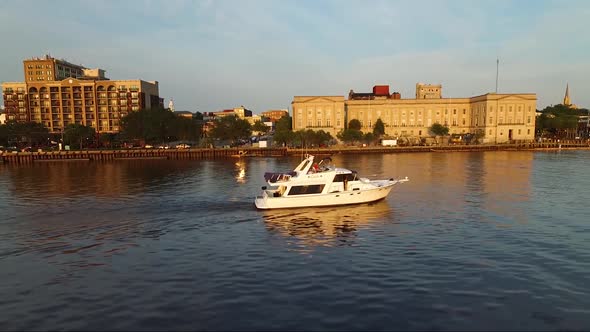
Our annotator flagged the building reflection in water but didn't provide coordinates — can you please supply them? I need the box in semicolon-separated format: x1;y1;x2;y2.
262;200;395;250
480;151;533;226
1;160;204;279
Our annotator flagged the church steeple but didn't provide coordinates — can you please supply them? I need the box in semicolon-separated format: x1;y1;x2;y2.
564;83;571;106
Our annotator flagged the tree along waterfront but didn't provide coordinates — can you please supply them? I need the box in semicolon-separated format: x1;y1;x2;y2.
2;105;589;152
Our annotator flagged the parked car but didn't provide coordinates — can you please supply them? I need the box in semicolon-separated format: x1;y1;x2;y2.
176;143;191;149
144;144;154;149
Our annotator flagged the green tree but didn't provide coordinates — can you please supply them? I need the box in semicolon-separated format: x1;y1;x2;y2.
314;130;333;146
121;107;176;144
63;124;96;149
99;133;118;148
169;117;201;142
0;121;51;147
536;104;585;138
210;115;252;143
373;118;385;137
348;119;361;131
292;129;314;148
273;115;293;147
363;132;376;145
0;125;7;146
252;120;270;135
429;123;449;144
337;129;363;145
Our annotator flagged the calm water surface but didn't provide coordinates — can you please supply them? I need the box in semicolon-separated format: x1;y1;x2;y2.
0;151;589;331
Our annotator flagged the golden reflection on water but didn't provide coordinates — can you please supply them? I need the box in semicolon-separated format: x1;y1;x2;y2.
234;160;246;183
262;200;394;249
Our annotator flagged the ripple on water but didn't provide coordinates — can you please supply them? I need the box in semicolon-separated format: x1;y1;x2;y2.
1;153;590;330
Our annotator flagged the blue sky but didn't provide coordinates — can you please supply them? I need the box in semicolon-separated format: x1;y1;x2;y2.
1;0;588;113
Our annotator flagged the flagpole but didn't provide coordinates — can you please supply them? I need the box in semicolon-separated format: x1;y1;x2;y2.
496;58;499;93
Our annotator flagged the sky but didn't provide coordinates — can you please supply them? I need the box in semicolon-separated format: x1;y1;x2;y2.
0;0;588;114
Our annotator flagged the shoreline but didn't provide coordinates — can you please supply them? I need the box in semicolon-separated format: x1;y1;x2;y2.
2;143;590;164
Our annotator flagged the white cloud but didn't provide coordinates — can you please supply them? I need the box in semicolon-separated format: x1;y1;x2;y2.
1;0;589;112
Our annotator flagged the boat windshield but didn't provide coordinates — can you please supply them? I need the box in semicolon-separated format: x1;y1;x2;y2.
264;171;297;182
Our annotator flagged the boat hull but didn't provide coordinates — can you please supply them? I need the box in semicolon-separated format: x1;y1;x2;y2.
255;182;396;210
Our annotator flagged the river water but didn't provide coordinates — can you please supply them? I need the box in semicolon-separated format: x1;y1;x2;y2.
0;151;589;331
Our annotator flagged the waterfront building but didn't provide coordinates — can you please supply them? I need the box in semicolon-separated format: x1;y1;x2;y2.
261;109;289;122
292;84;537;143
291;96;346;137
213;106;253;119
2;55;163;134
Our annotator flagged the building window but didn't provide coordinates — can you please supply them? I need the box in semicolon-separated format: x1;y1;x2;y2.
327;119;331;127
453;109;456;115
527;116;531;124
528;129;531;135
518;129;521;134
463;109;466;114
317;119;321;127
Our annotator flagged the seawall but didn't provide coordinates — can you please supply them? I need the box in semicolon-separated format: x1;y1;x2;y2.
2;142;589;164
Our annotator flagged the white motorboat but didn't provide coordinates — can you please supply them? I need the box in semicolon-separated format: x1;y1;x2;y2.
254;154;409;209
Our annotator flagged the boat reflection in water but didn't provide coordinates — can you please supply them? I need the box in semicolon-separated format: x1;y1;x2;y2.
262;200;394;249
